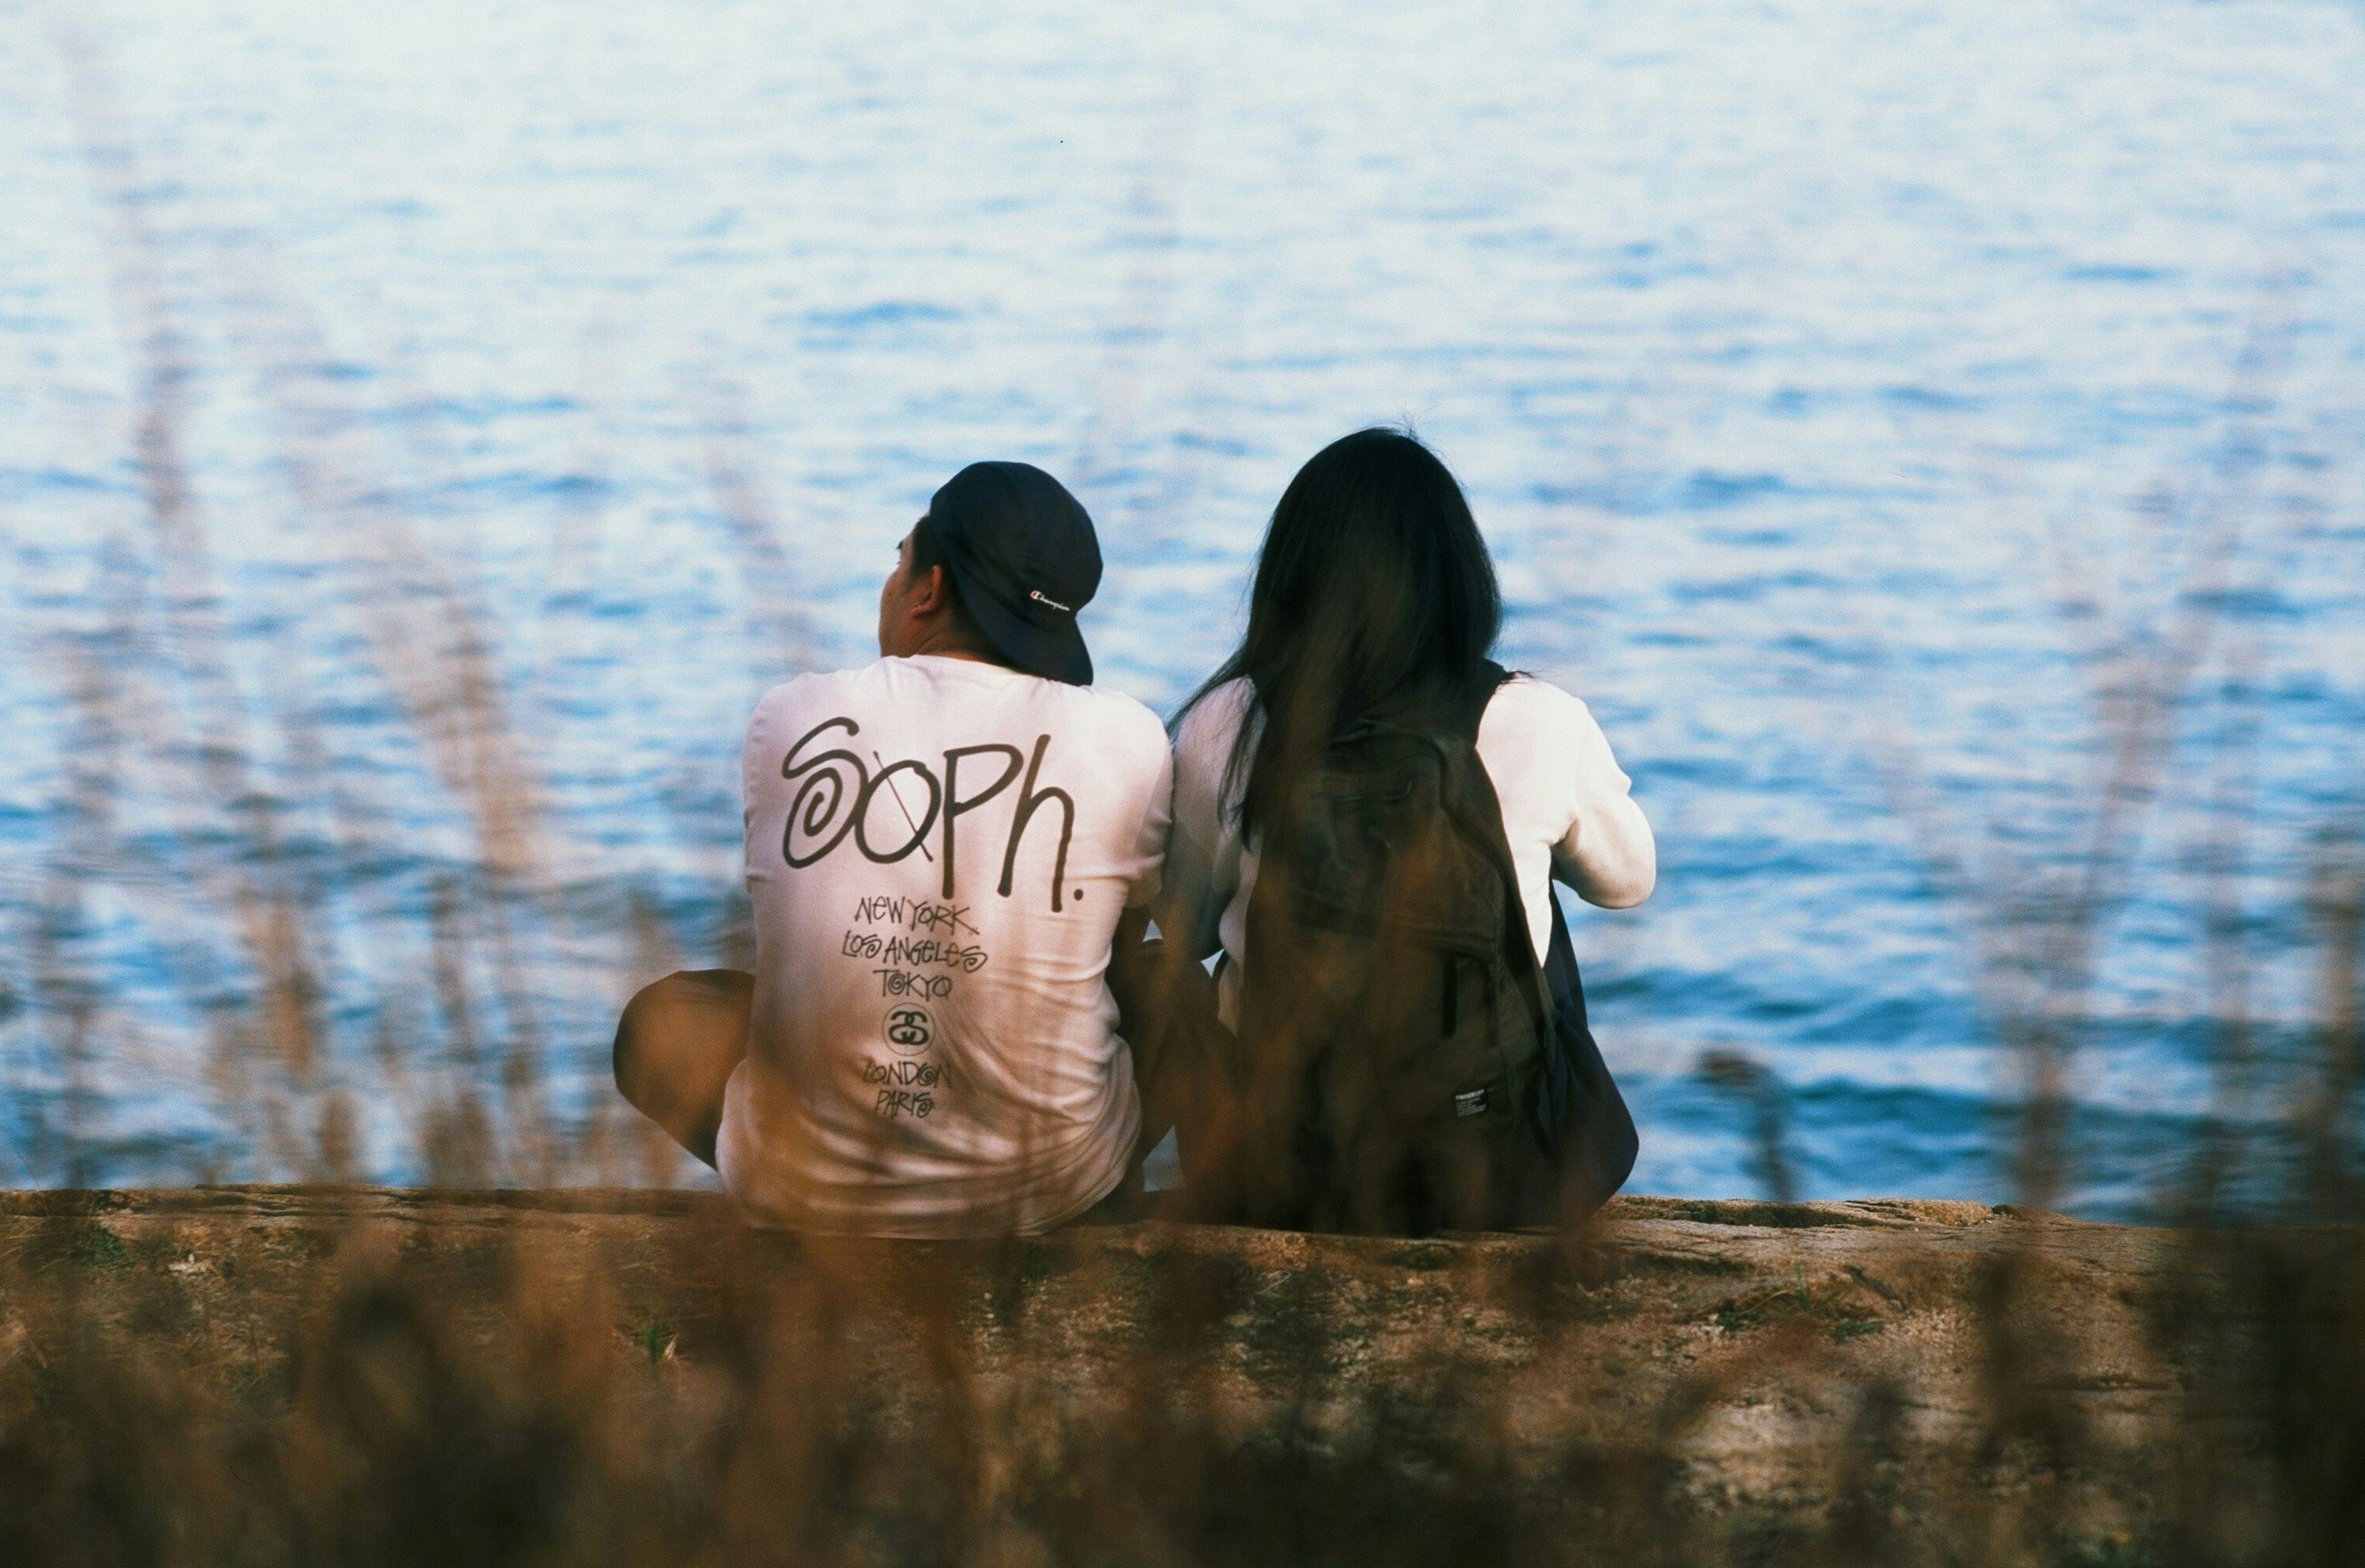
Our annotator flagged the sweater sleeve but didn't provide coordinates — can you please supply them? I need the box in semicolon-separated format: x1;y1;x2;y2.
1476;677;1656;913
1159;681;1252;959
1551;691;1656;910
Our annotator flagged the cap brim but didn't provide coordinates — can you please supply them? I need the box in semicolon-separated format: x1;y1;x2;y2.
946;562;1093;685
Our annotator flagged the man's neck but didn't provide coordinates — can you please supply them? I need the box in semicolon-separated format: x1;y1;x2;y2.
896;626;1007;667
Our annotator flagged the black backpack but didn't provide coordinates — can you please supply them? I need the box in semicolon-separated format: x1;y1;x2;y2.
1213;667;1635;1234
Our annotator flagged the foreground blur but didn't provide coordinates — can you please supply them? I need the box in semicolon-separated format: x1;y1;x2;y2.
4;1186;2362;1567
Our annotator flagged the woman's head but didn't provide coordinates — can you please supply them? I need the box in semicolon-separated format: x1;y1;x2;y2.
1190;426;1503;831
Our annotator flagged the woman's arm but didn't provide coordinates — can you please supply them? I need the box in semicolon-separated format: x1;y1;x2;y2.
1157;682;1252;960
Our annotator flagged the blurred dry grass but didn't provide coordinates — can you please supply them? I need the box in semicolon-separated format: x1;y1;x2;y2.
2;1175;2361;1566
4;27;2363;1568
9;22;741;1194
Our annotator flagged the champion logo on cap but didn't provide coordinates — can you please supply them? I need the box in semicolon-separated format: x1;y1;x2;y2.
1028;589;1074;614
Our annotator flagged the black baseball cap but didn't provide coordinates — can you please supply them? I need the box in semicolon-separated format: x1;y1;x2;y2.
923;461;1101;686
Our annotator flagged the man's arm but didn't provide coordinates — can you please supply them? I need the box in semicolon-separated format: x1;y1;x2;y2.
1105;905;1157;1041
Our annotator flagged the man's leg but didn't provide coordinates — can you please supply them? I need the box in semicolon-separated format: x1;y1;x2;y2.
613;969;753;1169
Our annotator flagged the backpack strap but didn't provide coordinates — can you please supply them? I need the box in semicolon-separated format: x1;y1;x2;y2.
1538;878;1638;1218
1440;662;1556;1116
1465;661;1638;1219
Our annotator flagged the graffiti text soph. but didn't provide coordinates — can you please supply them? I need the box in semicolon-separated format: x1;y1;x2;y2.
780;718;1076;911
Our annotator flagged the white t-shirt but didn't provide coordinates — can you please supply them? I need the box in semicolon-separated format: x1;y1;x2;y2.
1165;675;1655;1028
719;655;1173;1237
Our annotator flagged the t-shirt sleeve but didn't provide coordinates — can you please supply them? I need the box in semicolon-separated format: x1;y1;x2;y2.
741;682;788;838
1125;716;1175;910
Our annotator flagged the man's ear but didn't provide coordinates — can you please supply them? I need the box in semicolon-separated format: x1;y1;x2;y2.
909;563;951;619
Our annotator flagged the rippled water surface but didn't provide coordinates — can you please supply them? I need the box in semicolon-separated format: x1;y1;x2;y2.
4;0;2363;1212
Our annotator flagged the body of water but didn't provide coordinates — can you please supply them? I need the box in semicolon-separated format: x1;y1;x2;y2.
3;0;2363;1213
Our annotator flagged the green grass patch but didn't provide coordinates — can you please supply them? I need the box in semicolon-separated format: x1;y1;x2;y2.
69;1222;130;1270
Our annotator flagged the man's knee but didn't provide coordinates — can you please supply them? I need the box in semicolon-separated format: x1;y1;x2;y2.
614;971;696;1107
614;970;753;1107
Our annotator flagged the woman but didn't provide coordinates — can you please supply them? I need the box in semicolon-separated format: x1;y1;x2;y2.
1158;427;1654;1233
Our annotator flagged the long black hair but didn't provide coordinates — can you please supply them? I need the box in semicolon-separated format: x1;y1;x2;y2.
1179;426;1504;838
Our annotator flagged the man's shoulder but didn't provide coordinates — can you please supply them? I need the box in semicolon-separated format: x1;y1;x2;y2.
743;667;833;729
753;661;935;728
1004;681;1169;797
1062;682;1170;752
755;663;873;709
751;662;1165;758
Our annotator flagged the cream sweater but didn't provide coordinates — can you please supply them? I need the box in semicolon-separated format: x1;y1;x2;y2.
1164;674;1656;1028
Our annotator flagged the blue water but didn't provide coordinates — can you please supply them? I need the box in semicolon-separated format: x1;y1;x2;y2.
2;0;2362;1214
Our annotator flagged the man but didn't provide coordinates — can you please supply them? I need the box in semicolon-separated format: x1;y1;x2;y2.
613;461;1173;1236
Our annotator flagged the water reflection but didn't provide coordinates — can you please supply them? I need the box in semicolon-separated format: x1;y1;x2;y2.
2;1;2361;1211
